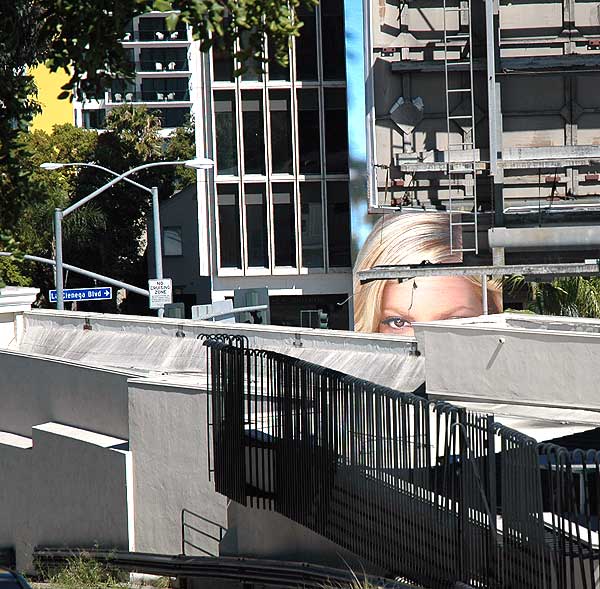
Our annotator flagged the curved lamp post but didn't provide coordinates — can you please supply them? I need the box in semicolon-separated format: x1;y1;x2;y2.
40;158;214;316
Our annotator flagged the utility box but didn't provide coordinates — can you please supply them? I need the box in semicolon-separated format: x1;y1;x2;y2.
233;288;270;325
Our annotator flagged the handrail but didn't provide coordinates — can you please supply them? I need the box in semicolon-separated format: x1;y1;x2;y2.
180;509;226;557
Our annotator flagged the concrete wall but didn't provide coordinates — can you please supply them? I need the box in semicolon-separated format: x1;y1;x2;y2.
0;349;130;439
414;313;600;410
0;434;32;571
15;310;421;391
223;502;385;575
29;424;130;561
128;379;227;556
0;424;131;572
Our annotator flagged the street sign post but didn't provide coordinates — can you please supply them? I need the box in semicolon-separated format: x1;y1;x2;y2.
49;287;113;303
148;278;173;309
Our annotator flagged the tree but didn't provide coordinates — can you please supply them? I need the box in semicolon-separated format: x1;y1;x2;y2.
0;0;317;166
163;115;197;192
2;106;192;307
507;275;600;318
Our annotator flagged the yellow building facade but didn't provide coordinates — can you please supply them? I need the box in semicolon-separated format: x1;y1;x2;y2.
30;66;73;132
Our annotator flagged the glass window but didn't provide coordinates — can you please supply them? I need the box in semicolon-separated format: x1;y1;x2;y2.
321;0;346;80
82;109;105;129
295;5;318;81
138;17;166;41
217;185;242;268
269;90;293;175
300;183;324;268
214;90;238;176
141;77;189;101
159;107;190;128
139;48;188;72
268;38;290;81
297;89;321;174
163;227;183;256
245;184;269;267
324;88;348;174
326;181;351;267
242;90;266;175
240;30;263;82
272;183;296;267
212;45;234;82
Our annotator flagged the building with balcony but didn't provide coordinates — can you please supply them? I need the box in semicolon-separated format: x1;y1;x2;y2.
73;13;197;133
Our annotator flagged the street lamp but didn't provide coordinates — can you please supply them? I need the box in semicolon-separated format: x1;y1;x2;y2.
41;158;214;316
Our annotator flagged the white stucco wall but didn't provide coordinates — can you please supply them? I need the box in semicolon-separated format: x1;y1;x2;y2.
414;314;600;410
128;378;227;556
0;424;130;572
0;350;131;439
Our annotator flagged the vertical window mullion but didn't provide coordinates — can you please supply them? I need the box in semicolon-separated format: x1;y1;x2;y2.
315;3;330;269
233;43;251;274
290;14;303;271
262;46;274;272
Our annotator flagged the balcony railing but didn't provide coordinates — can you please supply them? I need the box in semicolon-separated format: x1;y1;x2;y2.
121;30;188;42
108;90;191;103
138;60;190;72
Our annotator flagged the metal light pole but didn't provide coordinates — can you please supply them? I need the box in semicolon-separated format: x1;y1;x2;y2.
150;186;165;316
41;158;214;315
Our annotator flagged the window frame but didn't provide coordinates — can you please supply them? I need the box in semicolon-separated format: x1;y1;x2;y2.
163;226;184;257
209;1;351;277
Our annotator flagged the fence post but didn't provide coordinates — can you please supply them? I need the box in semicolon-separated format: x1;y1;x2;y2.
486;415;498;585
458;408;468;584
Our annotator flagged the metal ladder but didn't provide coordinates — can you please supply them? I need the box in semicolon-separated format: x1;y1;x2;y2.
443;0;479;254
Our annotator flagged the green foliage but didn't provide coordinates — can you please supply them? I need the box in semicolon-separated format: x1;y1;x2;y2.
0;2;43;167
45;553;125;589
35;0;317;102
506;275;600;318
164;115;197;191
1;0;316;197
2;107;191;308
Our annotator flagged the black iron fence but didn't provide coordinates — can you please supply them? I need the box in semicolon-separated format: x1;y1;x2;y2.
204;338;600;589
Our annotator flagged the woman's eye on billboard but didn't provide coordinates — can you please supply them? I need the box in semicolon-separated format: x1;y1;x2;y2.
353;213;502;335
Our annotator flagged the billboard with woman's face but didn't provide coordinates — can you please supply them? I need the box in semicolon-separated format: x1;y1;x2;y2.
353;213;502;335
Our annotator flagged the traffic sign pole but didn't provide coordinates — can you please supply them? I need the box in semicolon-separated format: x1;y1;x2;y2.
151;186;164;318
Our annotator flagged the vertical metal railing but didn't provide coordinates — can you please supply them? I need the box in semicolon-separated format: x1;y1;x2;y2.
204;340;600;589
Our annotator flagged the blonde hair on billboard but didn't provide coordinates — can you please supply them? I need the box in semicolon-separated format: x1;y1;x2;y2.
353;213;502;332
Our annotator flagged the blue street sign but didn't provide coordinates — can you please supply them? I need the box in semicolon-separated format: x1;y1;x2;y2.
49;287;113;303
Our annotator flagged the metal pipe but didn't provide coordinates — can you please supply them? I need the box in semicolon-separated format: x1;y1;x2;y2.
196;304;269;321
482;274;488;315
485;0;498;178
54;209;64;310
504;202;600;214
62;160;188;217
0;252;149;297
488;225;600;250
151;186;164;318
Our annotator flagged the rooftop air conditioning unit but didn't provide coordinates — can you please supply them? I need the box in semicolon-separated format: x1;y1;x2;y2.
155;31;165;40
170;31;179;40
167;62;176;71
155;62;163;71
114;93;122;102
